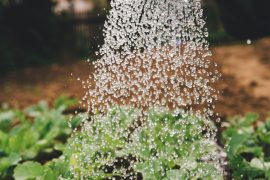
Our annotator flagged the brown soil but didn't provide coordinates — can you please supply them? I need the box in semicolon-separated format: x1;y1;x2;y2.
1;38;270;120
213;38;270;119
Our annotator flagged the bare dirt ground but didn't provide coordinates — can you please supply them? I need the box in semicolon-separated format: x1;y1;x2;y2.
212;38;270;119
1;37;270;120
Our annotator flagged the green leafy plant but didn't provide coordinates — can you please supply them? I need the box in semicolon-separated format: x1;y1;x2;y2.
24;107;222;179
13;160;69;180
0;96;82;179
222;113;270;179
129;110;223;179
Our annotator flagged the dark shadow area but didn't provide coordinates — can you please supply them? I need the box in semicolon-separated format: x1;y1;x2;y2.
0;0;108;75
216;0;270;39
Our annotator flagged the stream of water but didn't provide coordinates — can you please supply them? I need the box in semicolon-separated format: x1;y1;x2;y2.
85;0;220;118
74;0;223;178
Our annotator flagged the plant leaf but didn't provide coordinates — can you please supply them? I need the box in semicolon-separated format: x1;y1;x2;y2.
0;153;21;172
14;161;45;180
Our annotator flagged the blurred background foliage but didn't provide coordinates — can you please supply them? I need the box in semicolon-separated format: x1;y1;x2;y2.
0;0;64;72
0;0;270;75
0;0;108;74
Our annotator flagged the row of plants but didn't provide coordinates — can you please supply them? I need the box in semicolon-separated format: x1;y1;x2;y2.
0;97;270;179
222;113;270;179
0;96;83;179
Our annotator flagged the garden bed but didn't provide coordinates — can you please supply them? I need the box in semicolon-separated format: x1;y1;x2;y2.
1;98;270;179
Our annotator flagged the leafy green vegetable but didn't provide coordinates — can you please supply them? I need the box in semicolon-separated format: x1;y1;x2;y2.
7;100;270;180
222;113;270;179
0;96;82;179
0;110;15;132
51;107;224;179
0;153;21;172
14;162;45;180
129;110;223;179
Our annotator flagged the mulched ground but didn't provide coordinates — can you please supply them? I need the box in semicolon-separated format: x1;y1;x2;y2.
1;37;270;120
